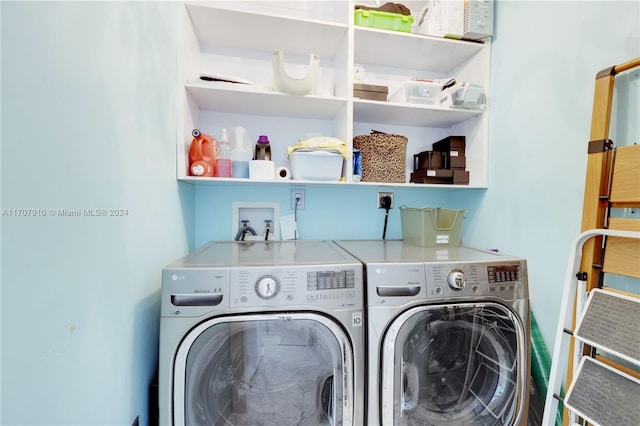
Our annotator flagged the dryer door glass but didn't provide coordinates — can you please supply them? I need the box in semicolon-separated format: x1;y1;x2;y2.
384;303;525;425
175;314;351;426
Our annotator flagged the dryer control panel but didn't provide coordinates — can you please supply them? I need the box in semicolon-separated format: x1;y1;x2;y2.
161;265;364;317
425;261;528;301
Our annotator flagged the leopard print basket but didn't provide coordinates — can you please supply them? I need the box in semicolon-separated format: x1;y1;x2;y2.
353;131;408;183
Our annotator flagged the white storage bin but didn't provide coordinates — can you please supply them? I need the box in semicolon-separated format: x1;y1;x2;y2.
390;80;442;105
289;150;343;181
440;83;486;110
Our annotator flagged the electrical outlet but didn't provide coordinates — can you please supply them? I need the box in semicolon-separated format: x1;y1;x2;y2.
291;189;305;210
378;192;393;209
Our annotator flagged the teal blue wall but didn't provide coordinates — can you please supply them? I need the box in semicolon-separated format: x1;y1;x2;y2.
194;184;453;247
1;2;191;425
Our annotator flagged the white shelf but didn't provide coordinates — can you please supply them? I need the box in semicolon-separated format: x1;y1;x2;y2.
186;82;347;119
353;99;482;127
178;1;491;189
186;2;348;58
178;176;487;189
354;27;485;72
186;83;479;126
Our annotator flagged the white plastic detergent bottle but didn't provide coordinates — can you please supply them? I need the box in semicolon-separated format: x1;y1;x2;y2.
215;128;232;177
230;126;252;178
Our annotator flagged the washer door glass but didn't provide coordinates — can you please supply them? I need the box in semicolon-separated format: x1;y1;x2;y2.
174;314;351;426
383;303;525;426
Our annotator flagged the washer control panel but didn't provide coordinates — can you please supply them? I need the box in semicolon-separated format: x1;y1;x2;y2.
232;266;362;309
426;261;528;300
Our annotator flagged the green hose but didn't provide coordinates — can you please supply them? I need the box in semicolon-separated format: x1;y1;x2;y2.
530;311;551;398
530;310;564;426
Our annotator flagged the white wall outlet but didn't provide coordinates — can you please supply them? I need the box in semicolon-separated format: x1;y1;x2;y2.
231;202;280;241
291;188;305;210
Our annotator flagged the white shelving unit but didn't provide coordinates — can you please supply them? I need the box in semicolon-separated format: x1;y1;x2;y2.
177;1;491;189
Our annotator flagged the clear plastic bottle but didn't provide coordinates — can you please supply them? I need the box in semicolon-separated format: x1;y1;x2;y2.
215;128;232;177
230;126;252;178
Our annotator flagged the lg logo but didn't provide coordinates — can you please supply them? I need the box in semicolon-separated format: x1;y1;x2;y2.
171;274;186;281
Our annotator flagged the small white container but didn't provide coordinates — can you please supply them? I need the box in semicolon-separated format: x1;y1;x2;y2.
289;150;343;181
249;160;275;180
390;80;442;105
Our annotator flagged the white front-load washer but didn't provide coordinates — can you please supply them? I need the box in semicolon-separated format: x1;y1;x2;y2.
159;240;364;426
334;240;530;426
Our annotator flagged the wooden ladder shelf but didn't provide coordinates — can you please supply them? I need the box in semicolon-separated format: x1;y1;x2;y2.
543;57;640;426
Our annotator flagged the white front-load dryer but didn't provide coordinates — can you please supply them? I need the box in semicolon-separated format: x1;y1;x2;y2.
159;240;365;426
334;240;530;426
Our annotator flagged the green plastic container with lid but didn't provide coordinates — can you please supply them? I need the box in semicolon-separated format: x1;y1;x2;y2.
354;9;414;33
400;205;466;247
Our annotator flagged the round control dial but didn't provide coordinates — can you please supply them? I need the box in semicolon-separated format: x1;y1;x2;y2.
255;274;280;300
447;269;467;291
